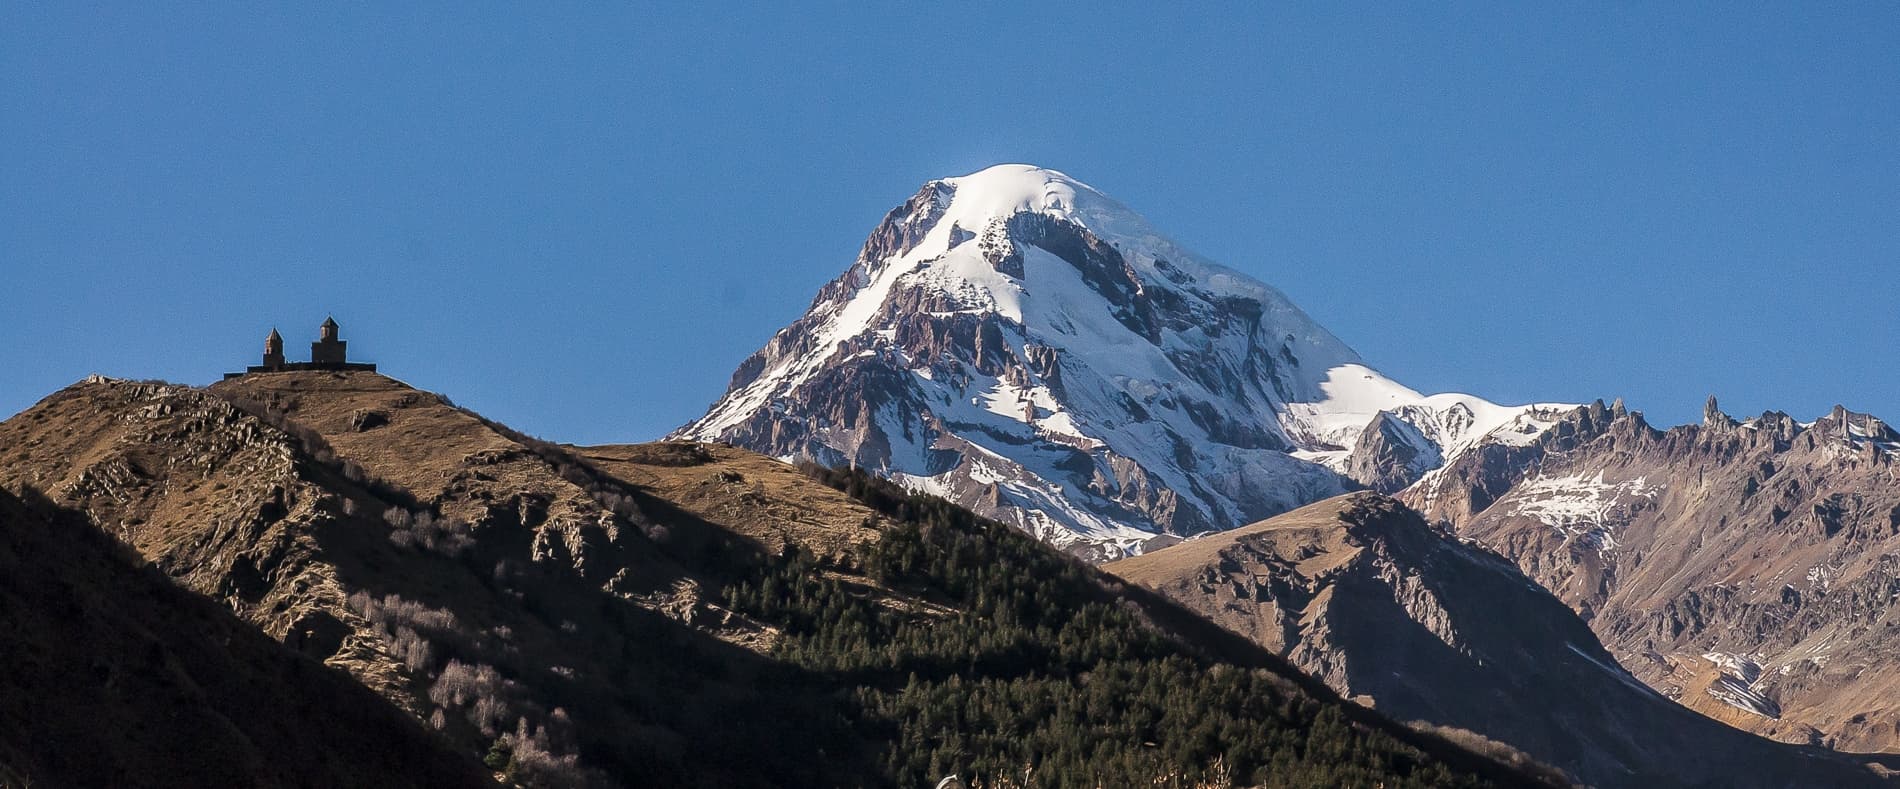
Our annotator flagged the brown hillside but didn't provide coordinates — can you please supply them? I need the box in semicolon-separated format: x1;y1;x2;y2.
209;371;899;636
208;372;884;559
579;441;885;560
0;374;857;785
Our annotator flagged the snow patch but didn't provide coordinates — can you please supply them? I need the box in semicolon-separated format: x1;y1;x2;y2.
1282;364;1574;482
1702;652;1781;718
1506;471;1662;553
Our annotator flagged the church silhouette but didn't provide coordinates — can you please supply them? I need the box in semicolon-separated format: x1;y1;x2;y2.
225;317;377;378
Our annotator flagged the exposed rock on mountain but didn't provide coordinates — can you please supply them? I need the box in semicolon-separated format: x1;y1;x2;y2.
0;371;1552;787
1413;398;1900;753
1107;492;1900;788
1346;411;1444;493
678;164;1568;557
1405;400;1627;529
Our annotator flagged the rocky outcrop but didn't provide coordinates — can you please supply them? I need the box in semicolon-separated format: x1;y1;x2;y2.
1108;492;1900;788
1418;398;1900;752
1404;400;1622;527
1345;412;1442;493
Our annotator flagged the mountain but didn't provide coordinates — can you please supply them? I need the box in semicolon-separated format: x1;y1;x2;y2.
1107;492;1900;787
1406;397;1900;753
0;371;1554;788
677;164;1572;558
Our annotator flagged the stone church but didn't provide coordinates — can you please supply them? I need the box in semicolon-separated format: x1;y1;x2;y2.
226;317;376;378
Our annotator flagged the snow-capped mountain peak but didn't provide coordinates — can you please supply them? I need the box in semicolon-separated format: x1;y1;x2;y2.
677;164;1572;558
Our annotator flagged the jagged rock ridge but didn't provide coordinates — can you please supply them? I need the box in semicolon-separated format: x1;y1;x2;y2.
1412;396;1900;753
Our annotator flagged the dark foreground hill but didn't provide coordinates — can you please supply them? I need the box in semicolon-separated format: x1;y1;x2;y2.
0;371;1555;788
0;485;490;788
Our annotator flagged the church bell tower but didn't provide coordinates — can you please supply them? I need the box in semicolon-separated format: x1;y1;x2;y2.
262;328;286;368
311;317;348;364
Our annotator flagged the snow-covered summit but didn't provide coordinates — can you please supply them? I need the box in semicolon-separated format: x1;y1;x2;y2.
676;164;1573;558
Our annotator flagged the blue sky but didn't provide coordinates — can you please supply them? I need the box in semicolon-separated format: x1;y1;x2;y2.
4;5;1896;443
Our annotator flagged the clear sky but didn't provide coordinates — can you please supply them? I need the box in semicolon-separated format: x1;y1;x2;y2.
4;5;1896;444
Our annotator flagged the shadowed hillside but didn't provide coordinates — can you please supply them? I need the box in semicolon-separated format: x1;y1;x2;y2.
0;485;490;788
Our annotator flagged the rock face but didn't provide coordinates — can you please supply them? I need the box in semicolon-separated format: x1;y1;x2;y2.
1345;411;1443;494
1405;399;1628;529
1411;399;1900;752
677;164;1570;558
1107;493;1900;788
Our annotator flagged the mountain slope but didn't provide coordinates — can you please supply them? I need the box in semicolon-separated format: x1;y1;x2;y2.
677;164;1569;557
1107;492;1899;787
1415;398;1900;753
0;485;490;789
0;371;1551;787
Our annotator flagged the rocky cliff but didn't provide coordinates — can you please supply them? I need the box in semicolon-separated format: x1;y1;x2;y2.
1108;492;1900;787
